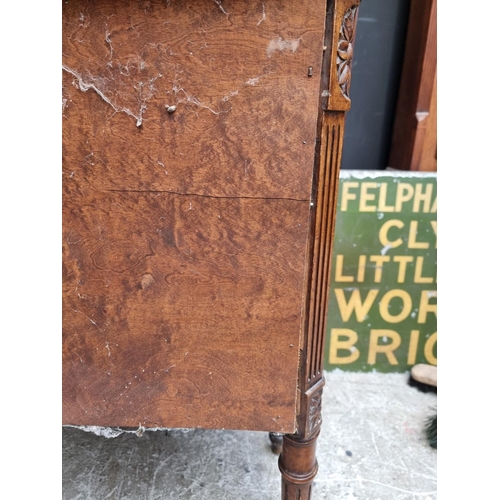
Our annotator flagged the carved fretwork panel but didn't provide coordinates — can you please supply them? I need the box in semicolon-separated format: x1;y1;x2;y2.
327;0;361;111
337;5;358;98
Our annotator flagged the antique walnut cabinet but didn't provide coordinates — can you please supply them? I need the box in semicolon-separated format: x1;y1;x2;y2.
62;1;360;497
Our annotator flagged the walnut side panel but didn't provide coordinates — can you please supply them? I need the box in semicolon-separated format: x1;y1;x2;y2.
63;192;311;432
62;0;327;200
62;0;328;433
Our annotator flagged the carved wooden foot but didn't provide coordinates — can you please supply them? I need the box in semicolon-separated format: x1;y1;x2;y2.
269;432;284;455
278;429;320;499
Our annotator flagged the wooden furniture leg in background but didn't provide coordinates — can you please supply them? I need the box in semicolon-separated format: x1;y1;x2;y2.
269;432;284;455
278;1;361;497
388;0;437;171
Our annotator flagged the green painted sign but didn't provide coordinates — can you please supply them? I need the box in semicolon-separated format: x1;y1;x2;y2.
324;170;437;372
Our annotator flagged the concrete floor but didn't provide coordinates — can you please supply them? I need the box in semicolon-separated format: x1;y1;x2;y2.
62;370;437;499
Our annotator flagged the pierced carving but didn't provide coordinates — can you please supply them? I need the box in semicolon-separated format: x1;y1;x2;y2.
307;387;323;436
337;5;359;98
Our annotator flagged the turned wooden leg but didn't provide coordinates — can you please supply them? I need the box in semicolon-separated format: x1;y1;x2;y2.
269;432;284;455
278;428;320;500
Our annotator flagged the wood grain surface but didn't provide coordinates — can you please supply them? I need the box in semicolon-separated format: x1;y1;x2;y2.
63;0;327;432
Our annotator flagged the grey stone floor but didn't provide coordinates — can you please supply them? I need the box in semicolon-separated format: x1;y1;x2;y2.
62;370;437;499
